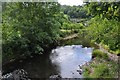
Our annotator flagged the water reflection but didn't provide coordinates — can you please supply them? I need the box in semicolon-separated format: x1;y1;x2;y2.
50;45;93;78
3;54;59;78
3;45;92;78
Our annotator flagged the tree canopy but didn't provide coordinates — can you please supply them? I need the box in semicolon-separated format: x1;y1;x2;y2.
2;2;63;61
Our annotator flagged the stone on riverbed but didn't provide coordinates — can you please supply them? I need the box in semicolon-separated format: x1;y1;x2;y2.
2;69;31;80
49;74;61;78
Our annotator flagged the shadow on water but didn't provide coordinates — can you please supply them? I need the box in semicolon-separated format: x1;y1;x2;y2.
2;53;60;78
3;45;93;78
2;35;98;78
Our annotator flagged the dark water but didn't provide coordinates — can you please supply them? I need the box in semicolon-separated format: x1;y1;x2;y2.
3;45;93;78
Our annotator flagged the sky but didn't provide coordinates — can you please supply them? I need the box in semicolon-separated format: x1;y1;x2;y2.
58;0;83;6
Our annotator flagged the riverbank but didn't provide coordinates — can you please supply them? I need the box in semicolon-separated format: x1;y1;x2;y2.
64;33;119;78
2;33;119;78
82;49;119;78
82;57;118;78
62;33;78;40
95;42;118;62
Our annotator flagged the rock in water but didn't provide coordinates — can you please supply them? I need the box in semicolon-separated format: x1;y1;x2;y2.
2;69;31;80
49;75;61;78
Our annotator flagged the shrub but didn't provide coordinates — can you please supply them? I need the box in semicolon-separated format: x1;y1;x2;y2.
83;67;91;78
2;2;61;62
90;63;110;78
92;49;108;60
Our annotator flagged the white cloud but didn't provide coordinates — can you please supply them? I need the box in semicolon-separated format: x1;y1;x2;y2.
58;0;83;6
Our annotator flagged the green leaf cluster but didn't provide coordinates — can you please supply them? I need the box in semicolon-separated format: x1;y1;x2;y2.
2;2;62;61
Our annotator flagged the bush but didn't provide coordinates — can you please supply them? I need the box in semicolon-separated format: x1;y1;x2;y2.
92;49;108;60
83;67;91;78
86;16;120;54
83;58;118;78
2;2;61;62
90;63;111;78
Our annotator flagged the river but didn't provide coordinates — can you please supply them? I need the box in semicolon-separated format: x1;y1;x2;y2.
2;45;93;79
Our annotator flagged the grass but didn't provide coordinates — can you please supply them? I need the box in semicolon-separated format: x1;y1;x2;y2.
82;55;118;78
92;49;109;60
61;32;119;78
100;43;119;55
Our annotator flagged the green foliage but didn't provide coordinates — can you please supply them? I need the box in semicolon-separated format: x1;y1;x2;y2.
2;2;62;62
92;49;108;60
59;30;72;37
60;21;84;37
84;2;120;53
62;34;91;47
82;2;119;78
85;2;120;20
61;5;89;18
61;22;83;30
86;15;119;54
91;63;111;78
83;67;91;78
84;2;120;54
83;58;118;78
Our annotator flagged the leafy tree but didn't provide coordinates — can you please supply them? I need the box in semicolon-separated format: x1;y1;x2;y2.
61;5;89;18
84;2;120;20
85;2;120;54
2;2;62;61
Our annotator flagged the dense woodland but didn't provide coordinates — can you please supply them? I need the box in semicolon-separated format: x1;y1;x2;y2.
2;1;120;78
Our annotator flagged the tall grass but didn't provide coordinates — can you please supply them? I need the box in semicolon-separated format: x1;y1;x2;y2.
92;49;108;60
83;57;118;78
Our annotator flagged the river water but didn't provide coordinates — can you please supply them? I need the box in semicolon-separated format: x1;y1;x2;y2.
3;45;93;78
